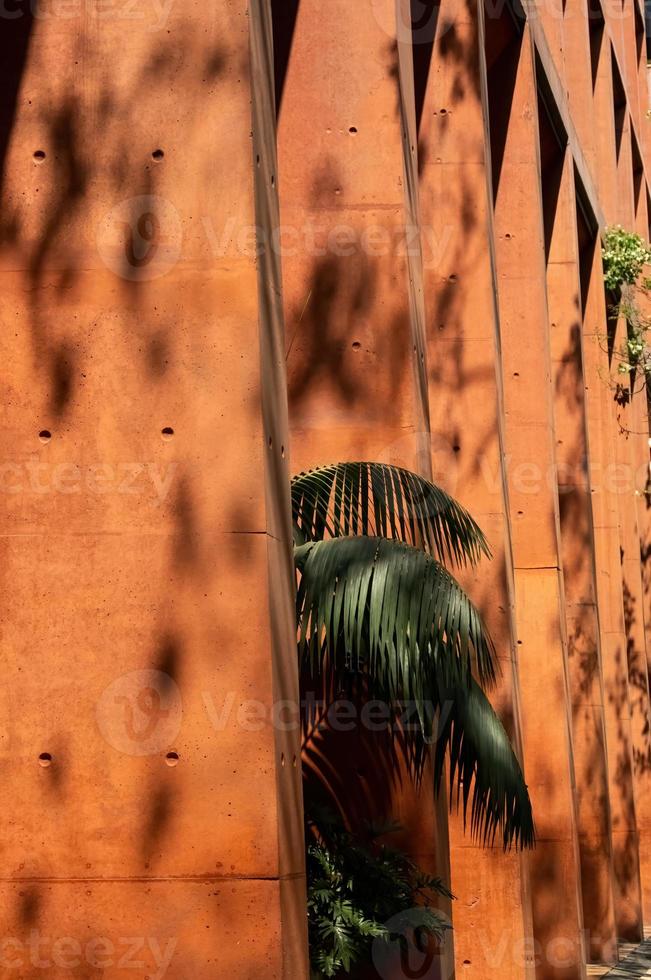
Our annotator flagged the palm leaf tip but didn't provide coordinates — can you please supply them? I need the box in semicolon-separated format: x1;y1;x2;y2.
434;679;535;851
295;536;498;715
291;462;491;567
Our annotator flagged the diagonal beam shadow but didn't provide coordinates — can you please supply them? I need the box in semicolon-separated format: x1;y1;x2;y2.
0;9;35;192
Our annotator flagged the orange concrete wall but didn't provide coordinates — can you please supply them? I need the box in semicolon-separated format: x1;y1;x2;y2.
2;0;651;976
0;1;307;977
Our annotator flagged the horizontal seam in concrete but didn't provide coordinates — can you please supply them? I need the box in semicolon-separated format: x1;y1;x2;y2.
513;564;560;571
0;873;306;884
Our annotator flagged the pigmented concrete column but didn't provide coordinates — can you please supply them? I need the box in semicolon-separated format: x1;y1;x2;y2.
608;304;651;927
592;22;619;219
620;0;643;135
275;0;454;976
581;243;645;942
0;3;308;976
488;21;586;978
417;0;534;976
547;150;618;965
610;29;651;928
561;0;597;177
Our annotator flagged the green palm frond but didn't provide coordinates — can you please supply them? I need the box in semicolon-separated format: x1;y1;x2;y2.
434;678;534;850
291;462;490;567
295;537;497;716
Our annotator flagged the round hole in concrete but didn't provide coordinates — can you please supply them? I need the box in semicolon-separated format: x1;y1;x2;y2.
152;148;165;161
161;426;174;440
352;341;361;351
349;126;358;134
33;150;46;163
165;751;179;767
38;752;52;767
39;430;51;443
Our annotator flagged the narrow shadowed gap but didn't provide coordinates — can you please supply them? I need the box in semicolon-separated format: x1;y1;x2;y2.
647;187;651;243
588;0;605;93
536;78;566;265
0;10;35;188
575;170;598;317
270;0;300;119
605;288;618;365
634;0;645;65
611;48;627;162
411;0;440;134
631;128;644;220
483;0;523;202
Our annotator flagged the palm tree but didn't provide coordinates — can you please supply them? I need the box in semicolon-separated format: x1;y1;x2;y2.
292;461;534;851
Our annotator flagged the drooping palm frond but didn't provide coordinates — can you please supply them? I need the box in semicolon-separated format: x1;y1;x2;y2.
434;678;534;850
291;462;490;567
295;537;497;724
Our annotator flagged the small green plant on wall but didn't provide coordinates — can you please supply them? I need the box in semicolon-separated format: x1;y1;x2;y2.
602;226;651;381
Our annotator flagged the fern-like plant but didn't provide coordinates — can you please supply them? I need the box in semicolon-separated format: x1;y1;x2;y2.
306;808;452;979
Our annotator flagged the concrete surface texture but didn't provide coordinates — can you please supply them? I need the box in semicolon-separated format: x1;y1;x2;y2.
0;0;651;977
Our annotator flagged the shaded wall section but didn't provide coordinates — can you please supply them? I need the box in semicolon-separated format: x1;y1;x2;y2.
0;2;307;976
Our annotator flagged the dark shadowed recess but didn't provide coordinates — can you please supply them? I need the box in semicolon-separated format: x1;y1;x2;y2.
411;0;440;134
483;0;523;202
611;51;627;164
631;128;644;220
575;168;599;319
270;0;300;119
0;8;34;189
587;0;604;93
536;67;567;266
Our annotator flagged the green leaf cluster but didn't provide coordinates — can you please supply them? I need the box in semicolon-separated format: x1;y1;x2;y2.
306;808;451;978
602;226;651;292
